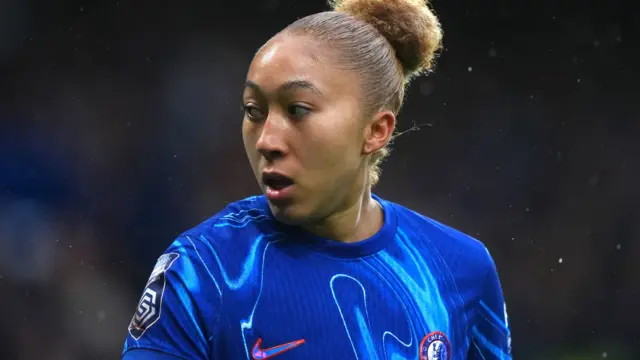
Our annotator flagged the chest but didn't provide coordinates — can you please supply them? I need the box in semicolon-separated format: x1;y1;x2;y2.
215;253;473;360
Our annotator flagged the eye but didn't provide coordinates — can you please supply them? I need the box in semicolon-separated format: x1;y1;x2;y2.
243;104;265;121
287;104;311;119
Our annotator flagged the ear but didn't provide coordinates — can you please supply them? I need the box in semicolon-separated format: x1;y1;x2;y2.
362;111;396;155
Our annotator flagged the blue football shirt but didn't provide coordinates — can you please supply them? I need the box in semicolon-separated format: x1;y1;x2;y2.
122;195;512;359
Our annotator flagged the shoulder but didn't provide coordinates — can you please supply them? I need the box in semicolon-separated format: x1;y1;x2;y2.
387;199;495;272
158;195;278;285
177;195;276;251
124;196;275;350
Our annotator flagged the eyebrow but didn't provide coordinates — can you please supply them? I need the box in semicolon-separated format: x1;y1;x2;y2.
244;79;324;97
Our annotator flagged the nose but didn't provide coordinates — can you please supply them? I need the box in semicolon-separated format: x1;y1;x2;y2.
255;115;288;162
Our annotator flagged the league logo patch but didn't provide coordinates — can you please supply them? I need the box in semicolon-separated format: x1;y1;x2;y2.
419;331;451;360
128;252;180;340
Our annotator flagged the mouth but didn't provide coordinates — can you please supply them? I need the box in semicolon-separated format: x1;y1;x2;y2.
262;171;295;201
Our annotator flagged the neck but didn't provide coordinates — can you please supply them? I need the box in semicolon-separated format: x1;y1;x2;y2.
302;187;383;243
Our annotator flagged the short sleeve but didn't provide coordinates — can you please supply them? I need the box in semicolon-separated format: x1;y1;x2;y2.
467;249;512;360
122;236;222;360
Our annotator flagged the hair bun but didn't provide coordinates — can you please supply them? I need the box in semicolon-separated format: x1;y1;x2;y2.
331;0;443;78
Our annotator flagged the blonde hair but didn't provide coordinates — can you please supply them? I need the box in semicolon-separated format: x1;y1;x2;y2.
285;0;443;186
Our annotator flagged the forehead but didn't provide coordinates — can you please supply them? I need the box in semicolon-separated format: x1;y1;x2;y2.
246;34;358;96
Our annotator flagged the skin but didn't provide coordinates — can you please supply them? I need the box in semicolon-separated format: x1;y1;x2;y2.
241;33;396;243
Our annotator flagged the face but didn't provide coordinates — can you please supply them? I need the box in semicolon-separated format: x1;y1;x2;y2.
242;34;388;225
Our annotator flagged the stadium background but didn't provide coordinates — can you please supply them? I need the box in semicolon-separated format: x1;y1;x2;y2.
0;0;637;358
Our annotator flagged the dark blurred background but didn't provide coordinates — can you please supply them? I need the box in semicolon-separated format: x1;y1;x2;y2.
1;0;638;359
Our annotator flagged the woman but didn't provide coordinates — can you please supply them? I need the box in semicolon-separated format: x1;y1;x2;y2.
123;0;512;359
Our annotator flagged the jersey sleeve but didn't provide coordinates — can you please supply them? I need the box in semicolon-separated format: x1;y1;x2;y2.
467;249;512;360
123;349;185;360
122;236;222;360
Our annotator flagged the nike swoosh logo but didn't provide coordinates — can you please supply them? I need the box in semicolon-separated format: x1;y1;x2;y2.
251;337;305;359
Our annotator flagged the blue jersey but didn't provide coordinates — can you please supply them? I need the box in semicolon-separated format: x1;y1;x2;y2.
122;195;512;360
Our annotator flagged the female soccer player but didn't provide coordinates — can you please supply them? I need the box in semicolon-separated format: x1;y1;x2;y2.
123;0;512;359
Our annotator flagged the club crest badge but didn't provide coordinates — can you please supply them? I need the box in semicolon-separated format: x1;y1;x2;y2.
419;331;451;360
128;252;180;340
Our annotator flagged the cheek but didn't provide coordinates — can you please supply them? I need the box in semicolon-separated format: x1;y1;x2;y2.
242;121;256;147
302;115;361;168
242;122;260;160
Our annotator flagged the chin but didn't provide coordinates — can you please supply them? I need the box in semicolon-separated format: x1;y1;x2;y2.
266;201;311;226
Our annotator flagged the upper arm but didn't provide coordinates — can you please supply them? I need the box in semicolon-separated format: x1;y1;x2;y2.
122;236;222;360
468;249;512;360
